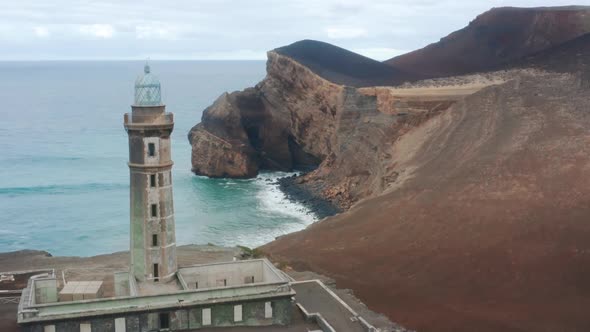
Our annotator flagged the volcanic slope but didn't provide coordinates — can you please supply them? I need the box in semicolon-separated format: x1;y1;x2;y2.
263;69;590;332
386;6;590;78
275;40;412;87
263;19;590;332
516;32;590;74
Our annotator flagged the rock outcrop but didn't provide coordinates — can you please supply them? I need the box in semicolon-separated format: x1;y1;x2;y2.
189;49;340;179
188;44;465;208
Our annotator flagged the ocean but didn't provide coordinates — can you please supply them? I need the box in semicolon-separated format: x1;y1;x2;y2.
0;61;316;256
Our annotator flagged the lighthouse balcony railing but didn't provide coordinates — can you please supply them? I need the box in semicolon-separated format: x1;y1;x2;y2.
124;113;173;125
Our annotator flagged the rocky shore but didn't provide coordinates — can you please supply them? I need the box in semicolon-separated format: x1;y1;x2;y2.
276;174;341;220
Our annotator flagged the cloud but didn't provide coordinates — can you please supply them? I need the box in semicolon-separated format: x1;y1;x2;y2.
0;0;582;60
353;47;409;61
325;27;368;39
78;24;115;39
135;24;179;40
33;26;50;38
144;49;267;61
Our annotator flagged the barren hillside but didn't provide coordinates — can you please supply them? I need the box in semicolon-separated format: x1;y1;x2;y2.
386;6;590;78
262;70;590;332
189;7;590;331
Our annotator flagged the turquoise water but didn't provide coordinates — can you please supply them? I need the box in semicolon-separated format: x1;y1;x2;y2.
0;61;315;256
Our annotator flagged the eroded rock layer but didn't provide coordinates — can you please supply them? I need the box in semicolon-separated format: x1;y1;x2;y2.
189;51;468;209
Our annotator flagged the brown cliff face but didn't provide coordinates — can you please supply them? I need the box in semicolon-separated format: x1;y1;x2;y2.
188;50;467;208
188;51;342;178
188;90;259;178
386;6;590;79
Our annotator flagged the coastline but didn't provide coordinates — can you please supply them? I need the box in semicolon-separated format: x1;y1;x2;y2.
276;174;341;220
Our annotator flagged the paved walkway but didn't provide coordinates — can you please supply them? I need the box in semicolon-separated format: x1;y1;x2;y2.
292;281;366;332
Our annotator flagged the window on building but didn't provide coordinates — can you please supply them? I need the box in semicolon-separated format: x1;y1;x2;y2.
148;143;155;157
244;276;255;284
234;304;243;322
202;308;212;326
114;318;126;332
43;325;56;332
153;263;159;282
80;323;91;332
159;313;170;329
152;234;158;247
150;174;156;187
265;301;273;319
151;204;158;217
195;281;199;289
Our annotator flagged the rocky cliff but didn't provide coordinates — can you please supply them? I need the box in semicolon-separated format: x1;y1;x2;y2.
188;44;464;209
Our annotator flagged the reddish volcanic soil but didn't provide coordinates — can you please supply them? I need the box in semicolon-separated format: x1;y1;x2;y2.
386;6;590;79
262;71;590;332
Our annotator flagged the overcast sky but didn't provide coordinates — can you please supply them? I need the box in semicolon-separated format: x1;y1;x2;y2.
0;0;583;61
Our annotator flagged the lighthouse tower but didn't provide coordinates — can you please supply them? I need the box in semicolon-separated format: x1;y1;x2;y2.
124;64;177;282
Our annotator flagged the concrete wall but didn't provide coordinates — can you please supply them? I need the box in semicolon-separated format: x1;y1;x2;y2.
262;260;283;281
34;278;58;304
20;297;293;332
179;260;283;290
114;272;130;297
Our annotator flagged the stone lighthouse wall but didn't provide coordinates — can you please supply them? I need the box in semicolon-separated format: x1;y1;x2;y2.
125;105;178;282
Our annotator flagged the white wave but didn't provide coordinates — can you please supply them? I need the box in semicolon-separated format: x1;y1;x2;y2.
254;171;316;226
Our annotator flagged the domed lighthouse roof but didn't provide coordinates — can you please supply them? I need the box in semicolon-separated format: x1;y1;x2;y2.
134;63;162;106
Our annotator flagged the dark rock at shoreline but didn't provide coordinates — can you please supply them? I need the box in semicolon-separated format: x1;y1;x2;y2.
277;175;341;220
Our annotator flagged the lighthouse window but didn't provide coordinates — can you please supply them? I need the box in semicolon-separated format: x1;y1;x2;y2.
159;313;169;329
148;143;155;157
152;234;158;246
150;174;156;187
151;204;158;217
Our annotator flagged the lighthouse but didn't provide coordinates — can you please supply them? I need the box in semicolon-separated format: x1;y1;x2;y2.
124;64;177;282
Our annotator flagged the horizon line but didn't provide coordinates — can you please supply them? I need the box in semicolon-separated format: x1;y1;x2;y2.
0;58;269;62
